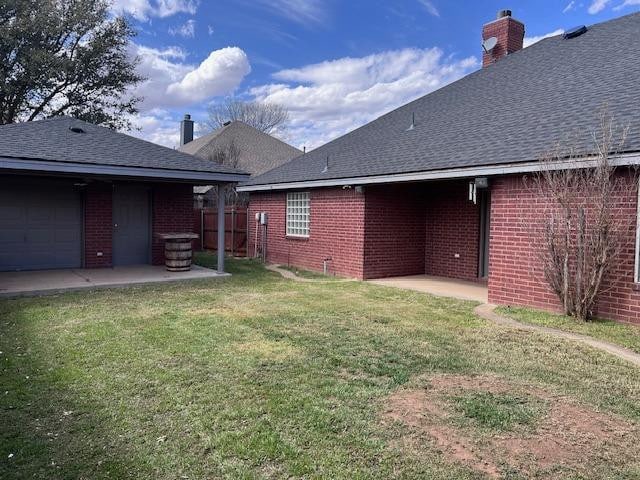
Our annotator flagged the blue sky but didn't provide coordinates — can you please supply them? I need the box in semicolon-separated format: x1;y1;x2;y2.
110;0;640;149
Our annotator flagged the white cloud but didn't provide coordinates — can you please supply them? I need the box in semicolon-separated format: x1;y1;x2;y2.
130;44;250;110
110;0;198;21
167;47;251;104
588;0;612;13
169;19;196;38
130;44;190;110
208;25;215;35
249;48;477;149
253;0;327;25
130;110;181;148
418;0;440;17
614;0;640;10
563;1;576;13
523;29;564;48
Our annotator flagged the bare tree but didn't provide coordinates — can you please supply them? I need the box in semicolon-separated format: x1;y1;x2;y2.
530;110;632;321
206;139;242;169
205;99;289;135
204;139;248;208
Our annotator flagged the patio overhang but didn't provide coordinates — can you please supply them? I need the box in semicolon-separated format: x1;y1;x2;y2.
0;156;250;184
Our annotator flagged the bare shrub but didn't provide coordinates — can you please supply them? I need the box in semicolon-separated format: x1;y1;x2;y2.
529;110;633;321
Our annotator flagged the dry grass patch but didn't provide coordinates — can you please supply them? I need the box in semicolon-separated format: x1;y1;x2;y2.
230;338;303;361
382;374;639;478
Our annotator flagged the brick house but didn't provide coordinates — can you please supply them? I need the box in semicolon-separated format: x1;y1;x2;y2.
239;11;640;324
0;117;248;272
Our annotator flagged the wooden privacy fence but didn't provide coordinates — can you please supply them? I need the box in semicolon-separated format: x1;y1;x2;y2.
193;207;248;256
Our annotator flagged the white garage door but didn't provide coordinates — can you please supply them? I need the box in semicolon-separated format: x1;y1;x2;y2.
0;180;83;271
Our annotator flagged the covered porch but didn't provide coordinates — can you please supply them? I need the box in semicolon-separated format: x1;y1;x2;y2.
362;179;491;284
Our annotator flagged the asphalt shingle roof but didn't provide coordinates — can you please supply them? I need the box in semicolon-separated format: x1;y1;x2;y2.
0;116;247;175
178;121;301;176
244;12;640;187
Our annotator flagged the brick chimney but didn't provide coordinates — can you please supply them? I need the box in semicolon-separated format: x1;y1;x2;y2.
482;9;524;67
180;113;194;146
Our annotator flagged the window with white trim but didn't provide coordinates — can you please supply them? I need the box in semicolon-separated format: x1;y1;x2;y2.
286;191;310;237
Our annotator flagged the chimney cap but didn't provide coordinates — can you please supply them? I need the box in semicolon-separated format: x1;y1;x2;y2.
497;9;512;19
183;113;191;120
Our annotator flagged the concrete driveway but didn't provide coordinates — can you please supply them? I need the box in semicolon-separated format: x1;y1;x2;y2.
0;265;227;298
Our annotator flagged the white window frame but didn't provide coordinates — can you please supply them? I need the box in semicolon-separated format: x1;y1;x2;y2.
635;178;640;283
286;191;310;238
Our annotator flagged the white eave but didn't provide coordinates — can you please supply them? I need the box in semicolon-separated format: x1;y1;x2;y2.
237;153;640;192
0;156;249;183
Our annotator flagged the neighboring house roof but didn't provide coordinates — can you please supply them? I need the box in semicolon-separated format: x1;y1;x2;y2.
0;116;249;183
241;12;640;190
178;121;301;176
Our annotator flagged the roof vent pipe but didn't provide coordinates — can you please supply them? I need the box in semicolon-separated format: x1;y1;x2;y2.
406;112;416;131
322;155;329;173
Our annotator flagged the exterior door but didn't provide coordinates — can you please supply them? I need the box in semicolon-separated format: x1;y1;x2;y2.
113;185;150;265
478;190;491;279
0;180;82;271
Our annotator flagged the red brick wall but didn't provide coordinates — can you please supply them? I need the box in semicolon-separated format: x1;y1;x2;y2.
84;183;113;268
152;183;195;265
83;182;194;267
249;188;366;278
488;173;640;324
250;182;482;281
363;184;426;278
425;182;481;281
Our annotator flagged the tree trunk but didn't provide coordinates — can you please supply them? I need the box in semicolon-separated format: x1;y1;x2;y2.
575;208;586;320
562;213;571;316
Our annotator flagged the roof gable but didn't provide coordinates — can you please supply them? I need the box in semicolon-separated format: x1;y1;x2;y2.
178;121;301;176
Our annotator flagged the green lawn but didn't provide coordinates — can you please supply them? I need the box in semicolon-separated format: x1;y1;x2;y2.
497;306;640;354
1;255;639;479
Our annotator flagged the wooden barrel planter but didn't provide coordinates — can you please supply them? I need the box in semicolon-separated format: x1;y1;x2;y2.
155;233;199;272
165;239;192;271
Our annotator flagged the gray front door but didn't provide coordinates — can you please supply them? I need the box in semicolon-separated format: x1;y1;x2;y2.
113;185;150;265
0;179;82;271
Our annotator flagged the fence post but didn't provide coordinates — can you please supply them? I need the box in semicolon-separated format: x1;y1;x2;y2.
231;208;236;257
200;209;204;250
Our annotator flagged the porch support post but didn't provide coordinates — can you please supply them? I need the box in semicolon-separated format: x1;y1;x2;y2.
217;184;225;273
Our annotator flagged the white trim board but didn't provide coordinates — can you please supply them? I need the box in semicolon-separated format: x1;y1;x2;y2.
0;157;249;183
237;153;640;192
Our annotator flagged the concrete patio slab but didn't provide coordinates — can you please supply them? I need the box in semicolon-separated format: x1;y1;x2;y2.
368;275;488;303
0;265;228;298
